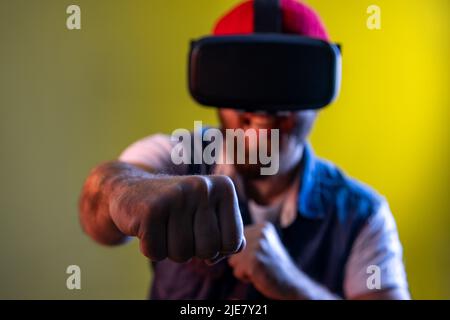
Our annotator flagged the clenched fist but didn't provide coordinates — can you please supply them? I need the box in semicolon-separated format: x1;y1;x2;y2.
228;222;302;299
108;173;245;262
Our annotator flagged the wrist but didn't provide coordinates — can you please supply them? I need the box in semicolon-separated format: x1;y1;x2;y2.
289;269;340;300
275;257;340;300
80;161;147;244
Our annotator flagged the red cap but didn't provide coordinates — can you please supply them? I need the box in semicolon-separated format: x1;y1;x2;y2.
213;0;329;41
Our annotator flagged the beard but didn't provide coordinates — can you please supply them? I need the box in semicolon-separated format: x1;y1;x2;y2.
234;162;271;180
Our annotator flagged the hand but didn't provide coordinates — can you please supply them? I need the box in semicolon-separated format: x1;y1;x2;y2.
109;174;245;263
228;222;303;299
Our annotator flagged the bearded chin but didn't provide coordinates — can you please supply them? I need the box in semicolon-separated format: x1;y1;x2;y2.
234;163;270;180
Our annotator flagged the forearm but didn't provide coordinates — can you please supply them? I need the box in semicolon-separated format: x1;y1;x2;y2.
287;263;409;300
78;161;154;245
289;268;341;300
273;254;341;300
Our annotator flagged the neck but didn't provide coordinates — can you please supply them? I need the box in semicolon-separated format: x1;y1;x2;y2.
244;149;303;206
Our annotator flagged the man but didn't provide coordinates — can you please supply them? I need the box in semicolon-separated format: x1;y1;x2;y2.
79;0;410;299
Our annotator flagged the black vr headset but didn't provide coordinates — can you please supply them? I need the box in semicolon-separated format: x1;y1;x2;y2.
188;0;342;112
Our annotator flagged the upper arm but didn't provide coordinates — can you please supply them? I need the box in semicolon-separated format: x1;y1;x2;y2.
343;201;410;300
119;133;189;175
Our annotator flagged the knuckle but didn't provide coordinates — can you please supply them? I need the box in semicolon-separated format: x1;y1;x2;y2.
145;197;164;215
251;251;263;266
169;252;192;263
136;212;153;238
232;268;241;279
237;237;246;253
144;205;166;231
183;176;211;198
197;250;219;260
197;239;220;257
139;238;152;259
140;245;166;262
254;239;263;251
255;228;264;239
126;214;141;237
222;237;241;253
168;236;194;263
257;222;271;237
165;182;184;200
248;262;257;277
213;175;235;193
196;234;220;257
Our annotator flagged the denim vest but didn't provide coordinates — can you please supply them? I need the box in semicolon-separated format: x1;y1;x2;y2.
150;143;383;299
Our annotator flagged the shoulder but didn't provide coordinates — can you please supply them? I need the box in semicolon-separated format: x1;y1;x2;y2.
312;156;385;223
119;133;188;174
343;201;409;298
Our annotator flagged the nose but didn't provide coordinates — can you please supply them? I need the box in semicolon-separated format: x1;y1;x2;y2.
241;112;274;127
240;111;294;129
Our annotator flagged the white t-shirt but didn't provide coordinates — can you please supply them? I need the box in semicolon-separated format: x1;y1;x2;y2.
119;133;409;299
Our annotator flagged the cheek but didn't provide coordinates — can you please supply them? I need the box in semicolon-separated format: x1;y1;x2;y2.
278;111;317;154
291;111;318;140
218;109;242;129
218;109;317;152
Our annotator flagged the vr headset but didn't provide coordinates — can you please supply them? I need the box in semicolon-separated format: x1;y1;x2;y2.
188;0;342;112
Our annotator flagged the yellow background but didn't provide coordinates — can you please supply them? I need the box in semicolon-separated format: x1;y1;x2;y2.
0;0;448;299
